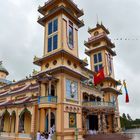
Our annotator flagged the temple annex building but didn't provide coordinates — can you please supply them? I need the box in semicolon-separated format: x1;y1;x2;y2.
0;0;123;140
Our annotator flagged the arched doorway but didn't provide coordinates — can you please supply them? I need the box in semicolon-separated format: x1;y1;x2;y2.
19;108;31;134
11;111;16;133
46;112;55;132
86;114;98;131
97;96;101;102
83;93;89;102
89;95;96;101
2;110;10;132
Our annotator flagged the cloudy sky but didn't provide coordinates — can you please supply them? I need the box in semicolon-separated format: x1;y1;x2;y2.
0;0;140;119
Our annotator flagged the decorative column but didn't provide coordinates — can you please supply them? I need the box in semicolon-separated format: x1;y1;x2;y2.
38;109;40;132
0;116;2;132
82;113;87;134
48;109;51;132
31;106;36;138
48;80;52;96
112;114;117;132
40;109;46;132
9;114;12;133
98;114;102;132
15;109;19;137
102;114;107;133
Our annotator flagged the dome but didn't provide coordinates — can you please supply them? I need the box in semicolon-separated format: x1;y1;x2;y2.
0;61;9;75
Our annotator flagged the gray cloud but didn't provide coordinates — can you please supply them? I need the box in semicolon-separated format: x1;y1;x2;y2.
0;0;140;119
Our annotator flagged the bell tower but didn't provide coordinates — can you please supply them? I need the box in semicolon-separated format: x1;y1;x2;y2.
34;1;87;139
38;0;84;57
85;23;116;76
85;23;122;132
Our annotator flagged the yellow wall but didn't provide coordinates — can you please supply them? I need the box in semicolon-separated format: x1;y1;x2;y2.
3;113;10;132
11;113;16;133
24;112;31;134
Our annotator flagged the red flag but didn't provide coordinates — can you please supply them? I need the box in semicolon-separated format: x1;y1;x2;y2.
94;68;105;86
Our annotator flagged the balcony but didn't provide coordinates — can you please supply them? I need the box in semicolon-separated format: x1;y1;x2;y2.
38;96;57;108
82;101;114;109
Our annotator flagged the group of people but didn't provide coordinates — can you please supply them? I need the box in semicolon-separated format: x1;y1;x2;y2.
37;125;55;140
88;129;97;135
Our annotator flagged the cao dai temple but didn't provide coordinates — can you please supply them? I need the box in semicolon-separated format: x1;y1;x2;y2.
0;0;123;139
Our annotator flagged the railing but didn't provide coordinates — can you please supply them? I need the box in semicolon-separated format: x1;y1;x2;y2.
38;96;57;104
88;32;107;42
18;133;31;138
82;101;114;108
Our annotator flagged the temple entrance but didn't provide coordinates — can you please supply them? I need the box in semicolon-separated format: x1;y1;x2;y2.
19;109;31;133
87;115;98;131
3;111;10;132
46;112;55;132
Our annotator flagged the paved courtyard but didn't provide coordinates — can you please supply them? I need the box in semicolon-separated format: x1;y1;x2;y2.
85;134;132;140
0;137;15;140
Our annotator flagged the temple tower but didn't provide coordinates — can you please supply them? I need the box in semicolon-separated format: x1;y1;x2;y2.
34;0;87;139
85;23;121;132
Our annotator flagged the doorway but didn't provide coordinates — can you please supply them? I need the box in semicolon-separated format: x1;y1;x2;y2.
87;115;98;130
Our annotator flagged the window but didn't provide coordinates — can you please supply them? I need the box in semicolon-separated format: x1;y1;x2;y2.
53;34;58;50
48;37;52;52
94;52;103;72
68;21;74;49
48;35;58;52
48;22;53;35
94;65;98;73
69;113;77;128
48;19;58;35
98;53;102;62
48;18;58;52
94;52;102;64
94;54;98;64
53;19;58;32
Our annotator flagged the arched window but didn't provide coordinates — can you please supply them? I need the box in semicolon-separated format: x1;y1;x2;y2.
90;95;96;101
19;108;31;134
83;93;89;102
97;96;101;102
1;110;10;132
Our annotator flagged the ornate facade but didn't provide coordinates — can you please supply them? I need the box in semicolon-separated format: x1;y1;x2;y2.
0;0;122;140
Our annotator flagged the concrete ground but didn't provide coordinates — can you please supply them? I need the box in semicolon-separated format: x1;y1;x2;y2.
0;137;15;140
85;134;132;140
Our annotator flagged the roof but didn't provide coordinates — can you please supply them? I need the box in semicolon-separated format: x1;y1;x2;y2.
88;23;110;34
0;61;9;75
38;0;84;17
0;83;39;98
38;5;84;28
84;33;115;48
85;45;116;56
101;86;122;95
44;66;89;80
33;49;88;67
